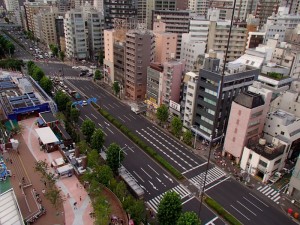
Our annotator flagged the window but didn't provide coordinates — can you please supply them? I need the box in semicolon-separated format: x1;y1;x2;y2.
259;160;267;167
249;154;252;159
238;110;241;116
274;158;281;165
232;137;236;142
234;128;237;133
236;119;240;125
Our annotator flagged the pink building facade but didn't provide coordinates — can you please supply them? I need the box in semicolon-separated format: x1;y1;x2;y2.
154;32;177;64
223;83;272;163
162;59;185;104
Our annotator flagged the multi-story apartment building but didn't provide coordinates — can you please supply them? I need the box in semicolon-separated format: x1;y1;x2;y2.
4;0;19;12
192;53;259;142
161;59;185;105
103;29;115;84
86;10;104;60
57;0;71;12
182;71;199;128
188;0;210;16
64;8;88;60
113;41;126;89
93;0;104;11
124;29;155;101
154;30;177;64
55;16;65;51
255;0;280;29
207;20;248;62
103;0;137;29
267;7;300;30
152;10;191;59
223;82;272;162
24;2;50;33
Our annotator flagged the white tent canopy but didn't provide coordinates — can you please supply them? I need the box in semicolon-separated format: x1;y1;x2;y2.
35;127;59;144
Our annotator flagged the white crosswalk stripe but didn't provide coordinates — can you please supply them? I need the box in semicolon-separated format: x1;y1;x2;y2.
189;167;226;189
146;185;191;213
257;186;281;204
65;76;91;81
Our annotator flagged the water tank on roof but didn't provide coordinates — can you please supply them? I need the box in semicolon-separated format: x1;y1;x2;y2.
259;138;266;145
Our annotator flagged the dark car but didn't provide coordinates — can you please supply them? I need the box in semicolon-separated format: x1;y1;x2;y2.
79;72;86;76
87;72;93;77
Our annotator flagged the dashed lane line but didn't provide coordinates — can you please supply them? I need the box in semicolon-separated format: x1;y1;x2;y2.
231;205;250;221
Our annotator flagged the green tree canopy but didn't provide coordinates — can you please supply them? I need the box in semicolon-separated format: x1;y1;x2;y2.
94;69;102;80
32;67;45;81
6;42;15;55
39;76;53;94
112;81;120;96
95;165;113;186
70;107;80;123
81;119;95;142
91;128;105;152
54;90;71;111
171;116;183;138
49;44;59;57
183;130;193;146
157;191;182;225
87;149;100;168
106;143;124;174
177;212;201;225
156;104;169;125
59;51;65;61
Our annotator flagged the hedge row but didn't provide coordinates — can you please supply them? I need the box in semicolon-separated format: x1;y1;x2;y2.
95;104;183;180
205;197;242;225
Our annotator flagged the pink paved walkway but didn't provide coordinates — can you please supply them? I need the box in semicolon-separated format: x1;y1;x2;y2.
20;117;94;225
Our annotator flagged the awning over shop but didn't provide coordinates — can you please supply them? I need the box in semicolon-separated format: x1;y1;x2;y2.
35;127;59;144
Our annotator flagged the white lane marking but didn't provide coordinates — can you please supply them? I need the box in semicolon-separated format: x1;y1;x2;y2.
103;105;109;110
163;173;173;183
128;114;136;120
91;113;97;119
205;176;230;192
79;117;84;121
182;162;208;174
237;201;257;216
149;181;158;190
148;165;159;176
113;102;120;107
248;193;269;207
104;121;110;126
124;115;131;121
118;116;126;123
133;171;144;182
85;115;91;120
108;103;114;108
141;168;152;179
124;144;135;152
98;123;103;128
182;196;195;205
106;127;114;134
231;205;250;220
205;217;218;225
243;197;263;211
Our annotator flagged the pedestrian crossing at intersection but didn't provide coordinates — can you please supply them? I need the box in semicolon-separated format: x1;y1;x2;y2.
189;167;226;188
257;185;281;204
146;185;191;213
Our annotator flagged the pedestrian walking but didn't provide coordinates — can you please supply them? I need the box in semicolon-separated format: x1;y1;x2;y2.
73;202;77;210
79;196;81;201
44;181;47;187
22;177;25;183
42;189;46;194
19;182;22;189
10;159;12;164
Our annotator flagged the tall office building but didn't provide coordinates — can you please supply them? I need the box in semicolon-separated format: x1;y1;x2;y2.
192;52;259;142
24;2;50;33
104;0;137;29
125;29;155;101
152;10;191;59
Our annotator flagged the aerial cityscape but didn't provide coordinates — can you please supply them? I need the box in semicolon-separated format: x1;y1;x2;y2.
0;0;300;225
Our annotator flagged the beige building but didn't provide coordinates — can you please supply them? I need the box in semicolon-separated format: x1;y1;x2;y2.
24;2;50;33
103;30;115;84
125;29;155;101
207;20;247;62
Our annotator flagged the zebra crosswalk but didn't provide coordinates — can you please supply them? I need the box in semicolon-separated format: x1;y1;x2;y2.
189;167;226;188
146;185;191;213
257;185;281;204
65;76;91;81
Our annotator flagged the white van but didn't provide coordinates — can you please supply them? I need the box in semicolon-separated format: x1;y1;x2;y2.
38;54;44;59
56;164;73;177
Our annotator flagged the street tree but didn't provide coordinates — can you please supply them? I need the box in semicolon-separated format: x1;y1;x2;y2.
49;44;59;57
39;76;53;94
106;143;124;174
91;128;105;152
70;107;80;123
156;104;169;125
171;116;183;138
4;17;9;23
177;212;201;225
45;188;64;209
81;119;95;142
112;81;120;97
94;69;102;80
59;51;65;61
54;91;71;111
6;42;15;55
32;67;45;81
183;130;193;146
95;165;113;186
157;191;182;225
87;149;100;168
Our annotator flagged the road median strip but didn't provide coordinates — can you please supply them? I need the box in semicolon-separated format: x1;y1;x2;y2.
91;102;183;180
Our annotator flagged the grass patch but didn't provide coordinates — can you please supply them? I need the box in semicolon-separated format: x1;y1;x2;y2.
97;107;183;180
205;197;242;225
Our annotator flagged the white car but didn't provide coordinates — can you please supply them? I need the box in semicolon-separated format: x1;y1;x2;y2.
82;100;87;106
72;66;79;69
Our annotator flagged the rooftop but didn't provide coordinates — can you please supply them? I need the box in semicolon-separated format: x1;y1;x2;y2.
39;111;57;123
234;91;265;109
247;137;285;160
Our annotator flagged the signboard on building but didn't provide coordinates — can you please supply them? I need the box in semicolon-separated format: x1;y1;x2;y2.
169;100;180;112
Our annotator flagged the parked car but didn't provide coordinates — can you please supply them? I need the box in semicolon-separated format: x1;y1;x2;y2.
79;72;86;76
72;66;79;69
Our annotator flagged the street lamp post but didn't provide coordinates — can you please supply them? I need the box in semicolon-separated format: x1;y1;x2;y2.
191;125;200;149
